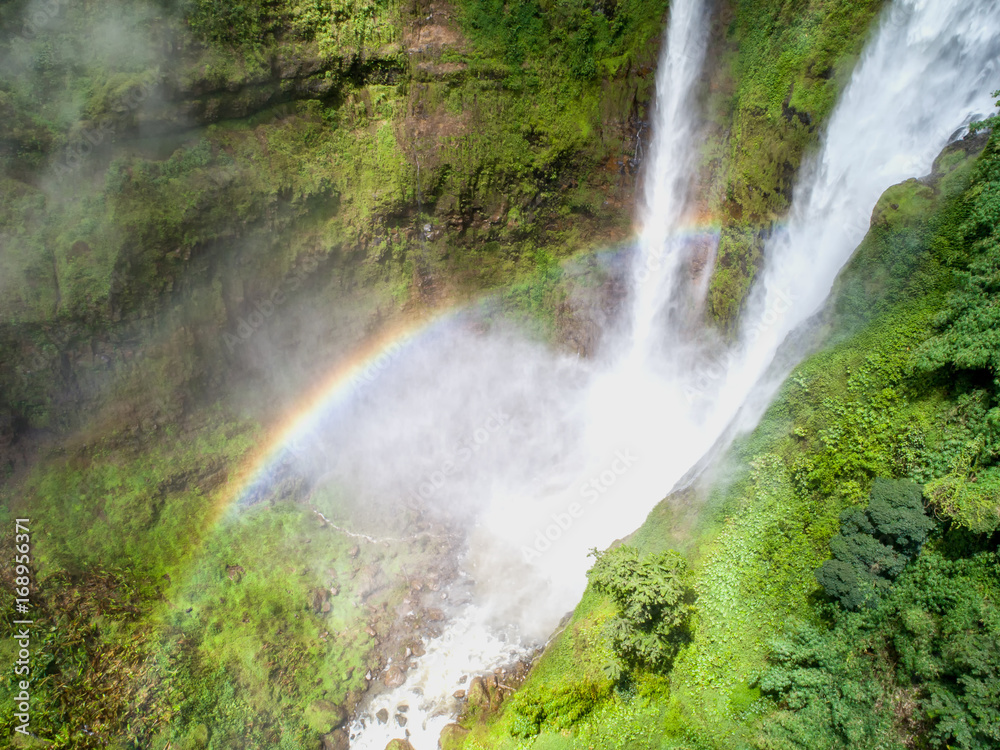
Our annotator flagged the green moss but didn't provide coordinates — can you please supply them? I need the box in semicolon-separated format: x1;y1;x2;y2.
703;0;887;328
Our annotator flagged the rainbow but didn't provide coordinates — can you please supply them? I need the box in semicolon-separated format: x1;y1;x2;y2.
209;222;730;522
210;307;463;523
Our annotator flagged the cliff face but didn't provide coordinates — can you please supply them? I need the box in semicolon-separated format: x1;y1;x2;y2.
0;0;887;466
0;0;892;479
0;0;666;465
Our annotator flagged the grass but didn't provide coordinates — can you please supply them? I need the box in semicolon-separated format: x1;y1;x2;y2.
0;396;453;748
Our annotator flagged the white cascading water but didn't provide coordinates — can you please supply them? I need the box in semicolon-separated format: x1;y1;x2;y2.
626;0;709;367
726;0;1000;430
326;0;1000;746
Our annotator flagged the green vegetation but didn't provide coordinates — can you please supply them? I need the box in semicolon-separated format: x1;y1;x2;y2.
761;526;999;750
914;91;1000;533
704;0;885;327
0;411;447;748
587;545;692;675
814;479;934;611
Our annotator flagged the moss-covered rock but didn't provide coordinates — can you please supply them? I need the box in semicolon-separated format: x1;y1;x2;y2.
305;699;348;734
439;722;470;750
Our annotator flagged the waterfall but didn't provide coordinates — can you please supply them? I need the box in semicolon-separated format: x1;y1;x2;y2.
627;0;709;366
340;0;1000;746
718;0;1000;431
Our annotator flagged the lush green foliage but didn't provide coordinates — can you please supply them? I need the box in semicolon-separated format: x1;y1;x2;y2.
462;0;665;79
185;0;401;53
815;478;933;610
705;0;885;327
187;0;282;46
761;541;1000;750
913;100;1000;533
587;545;692;673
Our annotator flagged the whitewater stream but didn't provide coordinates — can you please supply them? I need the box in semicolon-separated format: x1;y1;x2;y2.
311;0;1000;746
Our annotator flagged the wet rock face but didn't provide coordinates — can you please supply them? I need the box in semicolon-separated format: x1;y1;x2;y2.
465;675;491;711
311;587;332;613
321;728;349;750
459;659;536;719
383;665;407;689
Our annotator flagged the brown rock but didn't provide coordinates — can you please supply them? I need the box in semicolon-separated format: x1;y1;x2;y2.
384;740;415;750
466;676;490;710
453;689;466;699
383;665;406;689
311;587;331;613
321;728;349;750
226;564;245;583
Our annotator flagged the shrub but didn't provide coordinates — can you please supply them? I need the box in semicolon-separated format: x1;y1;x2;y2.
587;545;693;672
815;479;933;610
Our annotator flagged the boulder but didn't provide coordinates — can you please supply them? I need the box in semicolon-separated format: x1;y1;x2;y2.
440;723;470;750
383;665;406;688
305;699;347;734
311;587;331;613
384;741;415;750
466;676;490;711
321;728;349;750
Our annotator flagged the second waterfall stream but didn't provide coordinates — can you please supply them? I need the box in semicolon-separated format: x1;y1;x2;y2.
322;0;1000;746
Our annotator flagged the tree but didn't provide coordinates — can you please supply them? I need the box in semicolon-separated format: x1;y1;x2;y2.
587;545;692;671
816;479;933;610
